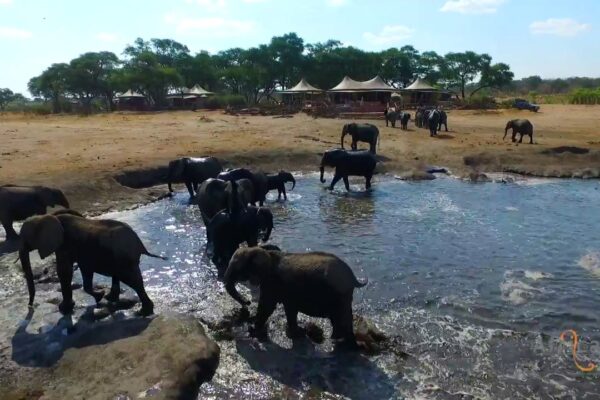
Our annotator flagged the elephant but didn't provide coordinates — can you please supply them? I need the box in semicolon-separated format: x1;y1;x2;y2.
0;185;70;241
166;156;222;198
504;119;534;144
224;247;368;348
320;149;377;191
18;210;164;316
206;205;274;276
197;178;255;230
383;109;400;128
415;109;424;128
218;168;268;206
266;171;296;201
400;112;411;130
341;123;380;154
422;109;432;129
428;110;441;137
437;110;448;132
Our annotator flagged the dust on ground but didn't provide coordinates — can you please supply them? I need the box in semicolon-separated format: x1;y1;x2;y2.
2;105;600;214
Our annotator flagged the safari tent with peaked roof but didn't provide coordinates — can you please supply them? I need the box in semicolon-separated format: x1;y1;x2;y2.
282;78;323;94
166;84;214;109
328;75;396;112
401;78;453;107
116;90;147;111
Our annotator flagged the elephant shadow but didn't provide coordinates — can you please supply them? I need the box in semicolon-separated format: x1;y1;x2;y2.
235;337;396;399
11;307;151;368
434;134;454;140
0;238;19;257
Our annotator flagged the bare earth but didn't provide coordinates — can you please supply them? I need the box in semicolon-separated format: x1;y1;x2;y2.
1;104;600;215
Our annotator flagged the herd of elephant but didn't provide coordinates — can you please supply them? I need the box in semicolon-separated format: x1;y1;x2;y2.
0;114;536;350
0;148;376;349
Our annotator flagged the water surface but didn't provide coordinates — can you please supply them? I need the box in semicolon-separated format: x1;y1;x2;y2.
105;174;600;399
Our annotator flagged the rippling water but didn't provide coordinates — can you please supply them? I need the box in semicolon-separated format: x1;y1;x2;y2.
103;174;600;399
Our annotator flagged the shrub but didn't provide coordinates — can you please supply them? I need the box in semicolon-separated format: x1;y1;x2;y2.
204;94;247;110
460;95;497;109
570;88;600;105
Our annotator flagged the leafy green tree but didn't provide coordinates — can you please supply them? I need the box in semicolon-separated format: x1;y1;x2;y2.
28;63;71;113
0;88;15;110
67;51;120;112
417;51;444;85
442;51;490;99
269;33;305;89
470;62;514;97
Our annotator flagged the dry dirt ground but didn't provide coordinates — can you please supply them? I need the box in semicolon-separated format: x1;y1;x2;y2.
1;104;600;214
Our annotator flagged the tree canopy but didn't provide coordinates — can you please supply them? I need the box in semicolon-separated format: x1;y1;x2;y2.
23;33;516;112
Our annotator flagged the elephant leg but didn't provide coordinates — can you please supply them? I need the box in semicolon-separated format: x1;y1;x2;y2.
192;181;199;195
56;253;75;314
281;186;287;201
351;140;357;151
329;174;342;190
283;304;303;338
82;268;104;304
338;300;359;349
119;266;154;316
512;131;517;142
444;122;448;132
519;133;523;143
343;176;350;192
1;219;18;240
529;134;533;144
105;277;121;302
184;181;195;198
252;294;277;339
365;174;372;190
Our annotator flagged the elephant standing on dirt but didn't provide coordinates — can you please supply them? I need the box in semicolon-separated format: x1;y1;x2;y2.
383;109;400;128
224;246;368;349
167;157;223;198
19;210;164;316
320;149;377;191
341;123;379;154
218;168;268;206
400;112;411;130
504;119;534;144
266;171;296;201
197;178;255;231
0;185;69;240
437;110;448;132
428;110;441;137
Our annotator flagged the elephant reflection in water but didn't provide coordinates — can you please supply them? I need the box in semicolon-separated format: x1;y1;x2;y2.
318;189;376;228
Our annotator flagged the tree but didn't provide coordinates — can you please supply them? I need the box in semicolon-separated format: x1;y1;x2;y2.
442;51;490;99
67;51;120;112
28;63;71;113
522;75;543;91
269;33;305;89
0;88;15;110
417;51;444;85
470;62;514;97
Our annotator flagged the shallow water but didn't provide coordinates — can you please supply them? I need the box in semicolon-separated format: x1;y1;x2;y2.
103;174;600;399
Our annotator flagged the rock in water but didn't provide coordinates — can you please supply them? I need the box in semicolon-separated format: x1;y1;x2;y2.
39;315;220;399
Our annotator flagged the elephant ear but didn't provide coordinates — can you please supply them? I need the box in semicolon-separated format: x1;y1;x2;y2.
249;247;275;278
23;215;64;258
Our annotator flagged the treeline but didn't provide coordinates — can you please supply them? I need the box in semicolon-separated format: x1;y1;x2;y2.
509;76;600;96
2;33;518;113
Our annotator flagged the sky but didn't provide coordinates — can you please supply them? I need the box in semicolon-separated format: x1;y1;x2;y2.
0;0;599;95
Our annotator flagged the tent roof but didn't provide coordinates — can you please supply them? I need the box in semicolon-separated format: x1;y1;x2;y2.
329;75;395;92
186;84;213;95
117;89;145;98
282;78;322;93
403;78;437;91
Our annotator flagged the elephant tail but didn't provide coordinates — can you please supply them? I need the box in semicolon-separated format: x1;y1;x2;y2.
143;251;167;260
355;276;368;288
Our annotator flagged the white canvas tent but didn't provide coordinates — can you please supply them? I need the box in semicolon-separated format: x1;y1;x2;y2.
282;78;322;93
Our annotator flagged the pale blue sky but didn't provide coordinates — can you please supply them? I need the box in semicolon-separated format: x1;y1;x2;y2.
0;0;598;95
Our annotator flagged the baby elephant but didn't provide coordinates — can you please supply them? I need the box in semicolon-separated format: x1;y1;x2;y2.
224;247;368;348
504;119;533;144
19;210;165;316
266;171;296;201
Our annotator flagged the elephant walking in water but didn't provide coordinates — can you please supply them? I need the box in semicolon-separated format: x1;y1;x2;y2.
504;119;534;144
266;171;296;201
19;210;164;315
341;123;380;154
320;149;377;191
166;157;222;198
224;246;367;348
0;185;69;240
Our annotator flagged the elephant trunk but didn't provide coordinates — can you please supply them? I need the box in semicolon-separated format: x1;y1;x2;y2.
320;166;326;183
19;247;35;306
225;279;249;307
168;180;173;193
340;131;346;149
289;176;296;191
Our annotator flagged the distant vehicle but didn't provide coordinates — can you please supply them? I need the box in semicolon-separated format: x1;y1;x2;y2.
513;98;540;112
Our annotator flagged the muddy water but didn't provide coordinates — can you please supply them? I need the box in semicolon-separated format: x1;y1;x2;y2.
101;174;600;399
